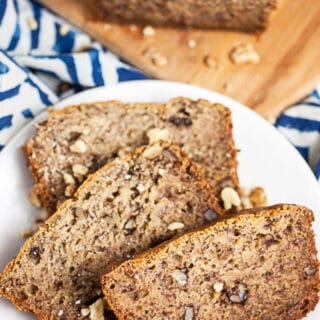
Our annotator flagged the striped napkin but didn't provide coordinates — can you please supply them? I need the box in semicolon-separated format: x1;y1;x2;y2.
0;0;320;181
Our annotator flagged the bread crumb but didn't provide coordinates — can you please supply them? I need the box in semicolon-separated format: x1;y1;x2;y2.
168;222;185;231
130;24;137;32
89;298;104;320
151;54;168;67
187;39;197;49
221;187;241;210
142;25;155;37
59;24;70;36
229;43;260;64
103;23;111;31
158;168;166;176
20;230;33;239
27;17;38;30
223;83;232;92
29;188;42;209
204;55;218;68
70;140;88;153
147;128;170;143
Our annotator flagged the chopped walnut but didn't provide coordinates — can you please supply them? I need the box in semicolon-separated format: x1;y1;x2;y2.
221;187;241;210
229;43;260;64
184;307;194;320
249;187;267;207
151;54;168;67
27;17;38;30
70;140;88;153
89;298;104;320
213;282;224;293
172;269;188;285
72;164;89;178
204;55;218;68
65;184;76;197
143;144;163;159
147;128;170;143
63;173;76;185
29;188;42;209
59;24;70;36
81;308;90;317
168;222;185;231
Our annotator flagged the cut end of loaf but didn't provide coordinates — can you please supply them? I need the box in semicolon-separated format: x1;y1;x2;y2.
0;141;222;319
102;204;320;320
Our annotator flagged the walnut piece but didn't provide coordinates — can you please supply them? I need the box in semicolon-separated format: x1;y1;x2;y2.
184;307;194;320
168;222;185;231
70;140;88;153
229;43;260;64
29;188;42;209
221;187;241;210
143;144;163;159
172;269;188;285
89;298;104;320
147;128;170;143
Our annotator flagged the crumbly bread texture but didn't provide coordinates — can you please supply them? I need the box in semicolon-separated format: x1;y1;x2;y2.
25;97;238;214
0;142;223;320
102;204;320;320
92;0;279;31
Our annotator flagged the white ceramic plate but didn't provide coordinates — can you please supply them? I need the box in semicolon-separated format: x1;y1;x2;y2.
0;80;319;319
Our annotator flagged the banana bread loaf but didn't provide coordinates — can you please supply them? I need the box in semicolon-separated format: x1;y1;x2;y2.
0;142;222;319
25;97;238;214
102;204;320;320
92;0;279;31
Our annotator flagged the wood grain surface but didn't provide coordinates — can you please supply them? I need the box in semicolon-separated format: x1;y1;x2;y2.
37;0;320;118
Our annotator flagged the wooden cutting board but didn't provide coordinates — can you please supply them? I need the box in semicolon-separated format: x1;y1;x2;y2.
38;0;320;118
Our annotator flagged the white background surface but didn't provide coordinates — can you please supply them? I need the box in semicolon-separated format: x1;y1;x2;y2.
0;80;319;319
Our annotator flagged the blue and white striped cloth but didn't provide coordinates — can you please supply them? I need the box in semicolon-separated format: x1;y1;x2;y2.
1;0;320;181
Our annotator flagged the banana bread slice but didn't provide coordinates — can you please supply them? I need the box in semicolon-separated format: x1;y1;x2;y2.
92;0;279;31
102;204;320;320
0;142;223;320
25;97;238;214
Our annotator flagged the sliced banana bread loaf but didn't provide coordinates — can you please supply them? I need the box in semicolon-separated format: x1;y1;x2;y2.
0;142;222;319
25;97;238;214
92;0;279;31
102;204;320;320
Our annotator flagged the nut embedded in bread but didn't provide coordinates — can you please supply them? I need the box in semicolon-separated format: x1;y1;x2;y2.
92;0;279;31
102;204;320;320
0;141;222;319
25;97;238;214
